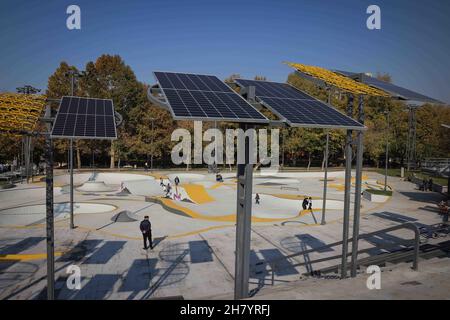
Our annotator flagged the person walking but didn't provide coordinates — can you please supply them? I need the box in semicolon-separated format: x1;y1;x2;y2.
166;182;172;197
255;193;260;205
428;178;433;191
308;197;313;211
140;216;153;250
302;197;308;211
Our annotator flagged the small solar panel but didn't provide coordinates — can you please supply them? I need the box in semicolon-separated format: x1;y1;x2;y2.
51;96;117;139
235;79;364;130
153;72;268;123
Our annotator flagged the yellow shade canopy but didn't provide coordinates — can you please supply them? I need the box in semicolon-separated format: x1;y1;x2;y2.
285;62;390;97
0;93;47;134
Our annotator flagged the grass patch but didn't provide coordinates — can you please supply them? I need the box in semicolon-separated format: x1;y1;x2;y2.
366;189;392;196
374;168;402;177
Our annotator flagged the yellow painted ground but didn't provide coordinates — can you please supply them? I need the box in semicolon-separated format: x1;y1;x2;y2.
156;197;302;223
181;184;215;204
0;252;63;261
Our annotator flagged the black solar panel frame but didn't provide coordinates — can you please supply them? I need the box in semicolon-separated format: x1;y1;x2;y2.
234;79;365;131
51;96;118;140
153;71;269;124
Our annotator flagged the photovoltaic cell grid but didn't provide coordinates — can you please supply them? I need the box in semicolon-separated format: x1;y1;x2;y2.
334;70;441;104
234;79;364;130
153;72;268;123
360;74;440;103
51;96;117;139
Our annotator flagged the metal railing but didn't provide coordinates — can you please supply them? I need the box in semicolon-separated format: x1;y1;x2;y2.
257;222;420;285
421;158;450;177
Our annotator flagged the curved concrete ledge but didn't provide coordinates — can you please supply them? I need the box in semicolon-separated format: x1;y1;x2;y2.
77;181;118;192
363;191;391;203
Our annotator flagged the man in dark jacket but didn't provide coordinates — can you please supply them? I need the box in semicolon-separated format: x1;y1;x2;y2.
140;216;153;250
302;197;308;211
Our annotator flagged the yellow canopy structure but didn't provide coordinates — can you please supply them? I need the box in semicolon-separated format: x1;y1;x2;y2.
0;93;47;133
285;62;390;97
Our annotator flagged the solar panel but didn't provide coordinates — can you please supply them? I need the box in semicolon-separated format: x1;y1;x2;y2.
360;74;440;103
235;79;364;129
153;72;268;123
51;96;117;139
334;70;441;104
235;79;364;130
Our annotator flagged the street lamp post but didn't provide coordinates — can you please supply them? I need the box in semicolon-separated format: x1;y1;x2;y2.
148;117;155;171
65;69;86;229
384;110;390;191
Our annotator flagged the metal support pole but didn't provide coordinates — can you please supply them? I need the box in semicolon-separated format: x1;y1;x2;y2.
341;94;353;279
234;123;254;300
30;138;34;183
151;120;154;170
321;88;332;225
321;131;329;225
70;139;74;229
350;95;365;277
69;72;75;228
24;136;30;183
406;107;412;171
384;112;390;191
412;109;417;167
44;105;55;300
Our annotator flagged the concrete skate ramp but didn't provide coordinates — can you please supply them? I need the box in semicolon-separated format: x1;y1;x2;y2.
167;173;205;184
94;173;154;184
122;179;163;197
0;186;63;202
53;173;91;186
53;172;154;186
0;202;116;226
258;171;346;179
181;184;215;204
77;181;117;192
111;210;138;222
256;178;300;185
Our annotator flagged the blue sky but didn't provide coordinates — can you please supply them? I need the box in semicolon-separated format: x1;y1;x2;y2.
1;0;449;103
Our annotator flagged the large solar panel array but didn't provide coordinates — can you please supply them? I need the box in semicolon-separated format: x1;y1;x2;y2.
335;70;441;104
51;96;117;140
153;72;268;123
234;79;364;130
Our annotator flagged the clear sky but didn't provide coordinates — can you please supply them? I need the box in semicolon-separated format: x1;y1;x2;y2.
1;0;449;103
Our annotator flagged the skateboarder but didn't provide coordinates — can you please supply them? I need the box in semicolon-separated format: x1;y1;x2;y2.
140;216;153;250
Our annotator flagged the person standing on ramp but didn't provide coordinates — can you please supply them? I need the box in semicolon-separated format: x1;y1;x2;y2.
140;216;153;250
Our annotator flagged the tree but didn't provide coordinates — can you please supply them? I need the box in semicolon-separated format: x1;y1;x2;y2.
78;54;145;168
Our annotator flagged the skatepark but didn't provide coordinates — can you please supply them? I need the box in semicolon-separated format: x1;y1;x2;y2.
0;170;379;233
1;168;449;300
